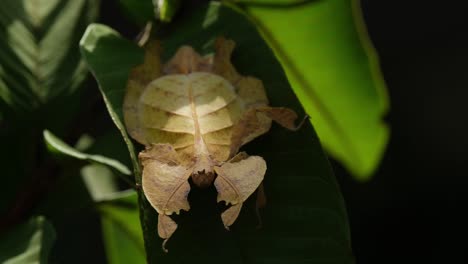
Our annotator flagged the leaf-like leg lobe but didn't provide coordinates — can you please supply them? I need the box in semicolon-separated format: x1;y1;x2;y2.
213;37;241;83
140;144;193;250
214;155;266;229
259;107;299;130
220;204;242;230
229;107;300;157
164;46;212;74
158;214;177;252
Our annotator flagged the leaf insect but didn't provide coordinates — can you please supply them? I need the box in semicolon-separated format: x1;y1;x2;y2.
123;37;305;252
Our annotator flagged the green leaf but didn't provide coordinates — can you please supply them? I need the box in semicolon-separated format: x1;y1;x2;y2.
0;0;98;113
117;0;154;25
238;0;389;179
79;24;142;176
79;23;150;260
98;191;145;264
117;0;181;24
43;129;131;175
0;216;56;264
85;130;133;171
80;2;354;263
153;0;181;22
81;164;120;201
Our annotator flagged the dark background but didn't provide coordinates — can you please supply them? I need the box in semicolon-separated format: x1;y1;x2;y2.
336;1;468;263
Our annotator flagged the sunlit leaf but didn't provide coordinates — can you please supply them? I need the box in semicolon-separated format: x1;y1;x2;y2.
238;0;389;179
0;216;56;264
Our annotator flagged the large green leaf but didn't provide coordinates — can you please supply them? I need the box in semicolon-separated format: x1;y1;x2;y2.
237;0;389;179
0;0;98;113
79;25;142;176
79;22;152;261
80;2;353;263
98;191;145;264
0;216;56;264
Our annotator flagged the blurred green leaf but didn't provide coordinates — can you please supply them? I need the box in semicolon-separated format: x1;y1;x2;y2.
153;0;181;22
43;129;131;175
0;0;98;113
32;159;108;263
74;133;95;151
117;0;181;24
81;164;119;201
98;191;145;264
0;216;56;264
80;2;354;262
238;0;389;179
117;0;154;25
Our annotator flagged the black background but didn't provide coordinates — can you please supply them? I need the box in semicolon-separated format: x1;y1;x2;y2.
336;1;468;263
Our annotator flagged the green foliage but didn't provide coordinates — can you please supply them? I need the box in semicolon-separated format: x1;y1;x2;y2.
238;0;389;179
0;0;98;113
154;0;181;22
117;0;154;26
98;191;145;264
44;130;131;175
79;2;354;263
117;0;181;24
81;164;120;201
0;1;99;262
79;24;143;176
0;216;56;264
79;23;154;261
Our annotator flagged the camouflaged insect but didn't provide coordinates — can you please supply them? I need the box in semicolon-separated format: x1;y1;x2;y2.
123;37;301;251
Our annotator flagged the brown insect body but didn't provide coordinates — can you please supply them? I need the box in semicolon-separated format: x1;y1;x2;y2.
123;38;301;251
